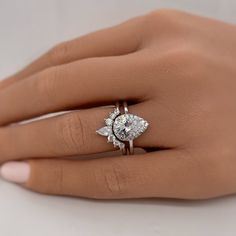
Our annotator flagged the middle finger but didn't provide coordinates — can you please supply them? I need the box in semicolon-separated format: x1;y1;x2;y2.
0;52;150;126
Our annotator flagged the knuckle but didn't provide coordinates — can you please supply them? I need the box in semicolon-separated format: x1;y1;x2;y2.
35;67;61;104
155;47;201;76
145;9;181;26
47;41;70;66
166;47;197;64
94;161;129;199
147;9;180;19
143;9;187;41
56;113;87;154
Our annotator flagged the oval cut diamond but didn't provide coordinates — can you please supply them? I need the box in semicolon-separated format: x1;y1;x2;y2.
113;114;149;141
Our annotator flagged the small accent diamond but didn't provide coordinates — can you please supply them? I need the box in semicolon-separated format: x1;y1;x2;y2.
113;140;121;147
109;107;120;119
118;142;125;149
107;134;115;143
105;118;113;126
96;126;112;136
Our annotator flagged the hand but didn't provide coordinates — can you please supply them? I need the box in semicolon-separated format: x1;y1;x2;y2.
1;9;236;200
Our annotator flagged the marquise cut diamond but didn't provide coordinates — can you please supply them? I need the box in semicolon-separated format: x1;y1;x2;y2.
96;126;112;136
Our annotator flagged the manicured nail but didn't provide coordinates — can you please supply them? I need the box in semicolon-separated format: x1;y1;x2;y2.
0;161;30;184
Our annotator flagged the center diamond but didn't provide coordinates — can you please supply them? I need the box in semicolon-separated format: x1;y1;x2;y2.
113;114;149;141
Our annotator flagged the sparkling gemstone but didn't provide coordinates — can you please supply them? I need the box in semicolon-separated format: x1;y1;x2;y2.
118;142;125;149
109;107;120;119
113;139;125;149
113;114;149;141
96;126;112;136
107;134;115;142
105;118;113;126
113;140;120;146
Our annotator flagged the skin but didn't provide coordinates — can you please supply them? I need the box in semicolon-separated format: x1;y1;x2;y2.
1;9;236;199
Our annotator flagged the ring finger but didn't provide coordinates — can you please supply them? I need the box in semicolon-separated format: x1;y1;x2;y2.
0;102;170;163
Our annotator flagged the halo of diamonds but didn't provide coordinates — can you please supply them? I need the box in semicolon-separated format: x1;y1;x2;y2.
96;106;149;150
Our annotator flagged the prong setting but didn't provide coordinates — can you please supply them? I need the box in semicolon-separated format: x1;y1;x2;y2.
96;105;149;152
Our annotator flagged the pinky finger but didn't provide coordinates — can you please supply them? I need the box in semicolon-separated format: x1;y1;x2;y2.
0;150;225;200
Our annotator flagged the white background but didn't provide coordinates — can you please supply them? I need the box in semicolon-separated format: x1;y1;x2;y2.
1;1;236;235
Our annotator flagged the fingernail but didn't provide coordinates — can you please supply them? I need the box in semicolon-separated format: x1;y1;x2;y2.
0;161;30;184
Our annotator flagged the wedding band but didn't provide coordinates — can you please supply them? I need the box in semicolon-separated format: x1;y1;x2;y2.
96;101;149;155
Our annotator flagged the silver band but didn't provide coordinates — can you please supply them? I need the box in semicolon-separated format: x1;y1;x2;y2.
122;101;134;155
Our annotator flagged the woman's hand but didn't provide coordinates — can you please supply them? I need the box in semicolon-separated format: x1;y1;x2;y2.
1;9;236;200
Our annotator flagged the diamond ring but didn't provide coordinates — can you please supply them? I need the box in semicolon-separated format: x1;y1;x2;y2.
96;101;149;155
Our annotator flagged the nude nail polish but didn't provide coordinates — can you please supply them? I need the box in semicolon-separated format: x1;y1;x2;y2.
0;161;30;184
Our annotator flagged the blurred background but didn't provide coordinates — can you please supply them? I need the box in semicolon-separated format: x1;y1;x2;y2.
1;1;236;236
1;0;236;79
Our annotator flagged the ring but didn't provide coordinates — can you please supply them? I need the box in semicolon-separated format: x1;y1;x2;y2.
96;101;149;155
